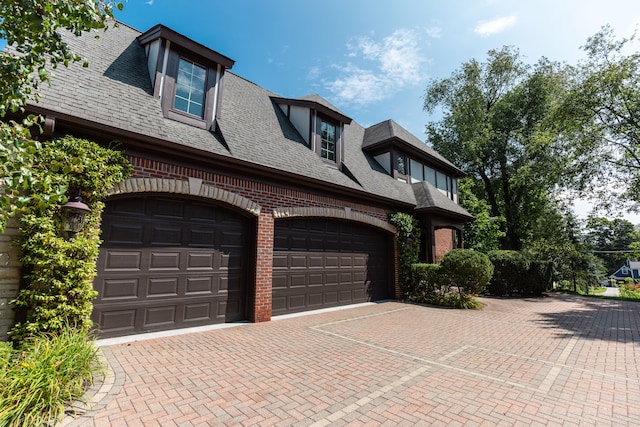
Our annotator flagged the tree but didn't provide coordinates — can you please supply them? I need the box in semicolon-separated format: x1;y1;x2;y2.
559;25;640;208
424;46;570;250
583;217;637;273
0;0;123;231
457;177;505;252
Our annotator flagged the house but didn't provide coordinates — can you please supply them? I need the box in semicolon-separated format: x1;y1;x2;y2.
0;22;472;339
609;259;640;283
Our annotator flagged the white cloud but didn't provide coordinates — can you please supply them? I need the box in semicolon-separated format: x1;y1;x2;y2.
425;27;442;39
474;15;518;36
145;0;154;5
323;28;427;105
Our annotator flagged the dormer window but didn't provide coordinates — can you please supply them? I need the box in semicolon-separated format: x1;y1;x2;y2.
271;97;351;167
174;59;206;117
321;120;336;161
137;24;235;130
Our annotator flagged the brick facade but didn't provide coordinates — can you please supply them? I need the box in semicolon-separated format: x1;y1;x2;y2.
434;228;456;263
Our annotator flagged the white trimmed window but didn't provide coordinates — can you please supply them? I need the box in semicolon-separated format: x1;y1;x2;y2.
174;58;206;117
321;120;337;161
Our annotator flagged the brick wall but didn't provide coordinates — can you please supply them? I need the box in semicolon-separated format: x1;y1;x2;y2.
434;228;456;263
0;220;21;341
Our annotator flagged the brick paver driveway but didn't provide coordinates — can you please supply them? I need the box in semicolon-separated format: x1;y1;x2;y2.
68;295;640;426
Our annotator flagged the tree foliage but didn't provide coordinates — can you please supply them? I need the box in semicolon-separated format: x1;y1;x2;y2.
0;0;123;232
457;177;505;253
559;25;640;207
583;217;638;273
424;46;569;250
388;211;420;296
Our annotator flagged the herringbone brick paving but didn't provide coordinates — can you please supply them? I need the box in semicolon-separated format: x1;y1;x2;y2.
67;295;640;426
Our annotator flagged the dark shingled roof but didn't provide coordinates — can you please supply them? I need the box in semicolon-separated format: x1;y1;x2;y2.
19;21;471;218
412;181;474;222
364;119;462;174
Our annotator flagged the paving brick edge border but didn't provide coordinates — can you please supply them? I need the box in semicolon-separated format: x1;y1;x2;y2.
60;347;124;426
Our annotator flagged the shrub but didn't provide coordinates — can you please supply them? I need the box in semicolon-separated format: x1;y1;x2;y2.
388;211;420;295
520;259;551;296
440;249;494;296
488;250;529;296
0;326;102;426
410;263;447;302
9;135;131;342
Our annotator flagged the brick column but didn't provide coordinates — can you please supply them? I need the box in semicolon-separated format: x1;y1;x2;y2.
252;212;273;322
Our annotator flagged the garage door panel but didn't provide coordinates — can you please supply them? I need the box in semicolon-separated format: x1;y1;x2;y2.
106;224;145;244
154;199;184;219
151;226;182;245
98;309;136;334
187;252;215;270
98;278;139;300
147;277;179;297
185;276;213;294
149;251;180;270
144;305;176;327
183;303;210;321
94;196;250;338
103;251;142;270
272;219;390;316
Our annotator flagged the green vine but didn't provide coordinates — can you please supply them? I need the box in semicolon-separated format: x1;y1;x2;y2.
388;211;420;296
8;135;131;342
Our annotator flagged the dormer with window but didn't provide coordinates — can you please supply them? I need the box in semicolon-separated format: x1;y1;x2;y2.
137;25;235;130
364;120;464;203
271;96;352;167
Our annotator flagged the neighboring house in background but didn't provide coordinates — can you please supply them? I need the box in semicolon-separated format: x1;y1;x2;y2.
0;22;472;340
609;259;640;283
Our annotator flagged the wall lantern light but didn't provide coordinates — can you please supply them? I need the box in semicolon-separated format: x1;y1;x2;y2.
61;193;91;240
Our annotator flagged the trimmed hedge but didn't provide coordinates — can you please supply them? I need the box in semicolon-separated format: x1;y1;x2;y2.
488;250;529;296
487;250;549;296
440;249;493;296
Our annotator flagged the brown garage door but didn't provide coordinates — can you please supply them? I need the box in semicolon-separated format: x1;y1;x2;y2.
272;218;391;315
93;196;250;337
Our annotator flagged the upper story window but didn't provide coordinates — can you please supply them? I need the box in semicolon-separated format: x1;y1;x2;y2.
321;120;336;161
174;59;206;117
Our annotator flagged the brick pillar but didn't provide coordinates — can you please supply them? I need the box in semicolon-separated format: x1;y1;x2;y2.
252;212;273;322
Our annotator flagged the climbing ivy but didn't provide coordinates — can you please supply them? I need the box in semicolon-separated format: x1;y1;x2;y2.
8;135;131;342
388;211;420;296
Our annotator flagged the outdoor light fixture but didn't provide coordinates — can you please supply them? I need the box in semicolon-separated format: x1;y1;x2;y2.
61;193;91;240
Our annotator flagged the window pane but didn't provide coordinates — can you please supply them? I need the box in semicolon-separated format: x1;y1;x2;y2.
320;120;336;161
410;159;424;181
425;166;436;186
436;171;447;194
174;58;206;118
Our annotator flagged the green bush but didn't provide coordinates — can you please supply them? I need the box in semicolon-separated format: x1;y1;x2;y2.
0;326;102;426
9;135;131;342
520;259;551;296
440;249;494;296
488;250;529;296
388;211;420;295
410;263;446;301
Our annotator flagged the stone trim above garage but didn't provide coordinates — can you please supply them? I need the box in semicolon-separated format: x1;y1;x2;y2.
109;178;261;215
272;206;396;234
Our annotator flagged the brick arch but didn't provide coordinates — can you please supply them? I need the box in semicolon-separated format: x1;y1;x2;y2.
108;177;261;216
272;206;396;234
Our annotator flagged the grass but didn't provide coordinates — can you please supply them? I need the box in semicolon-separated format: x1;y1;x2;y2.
0;326;102;426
